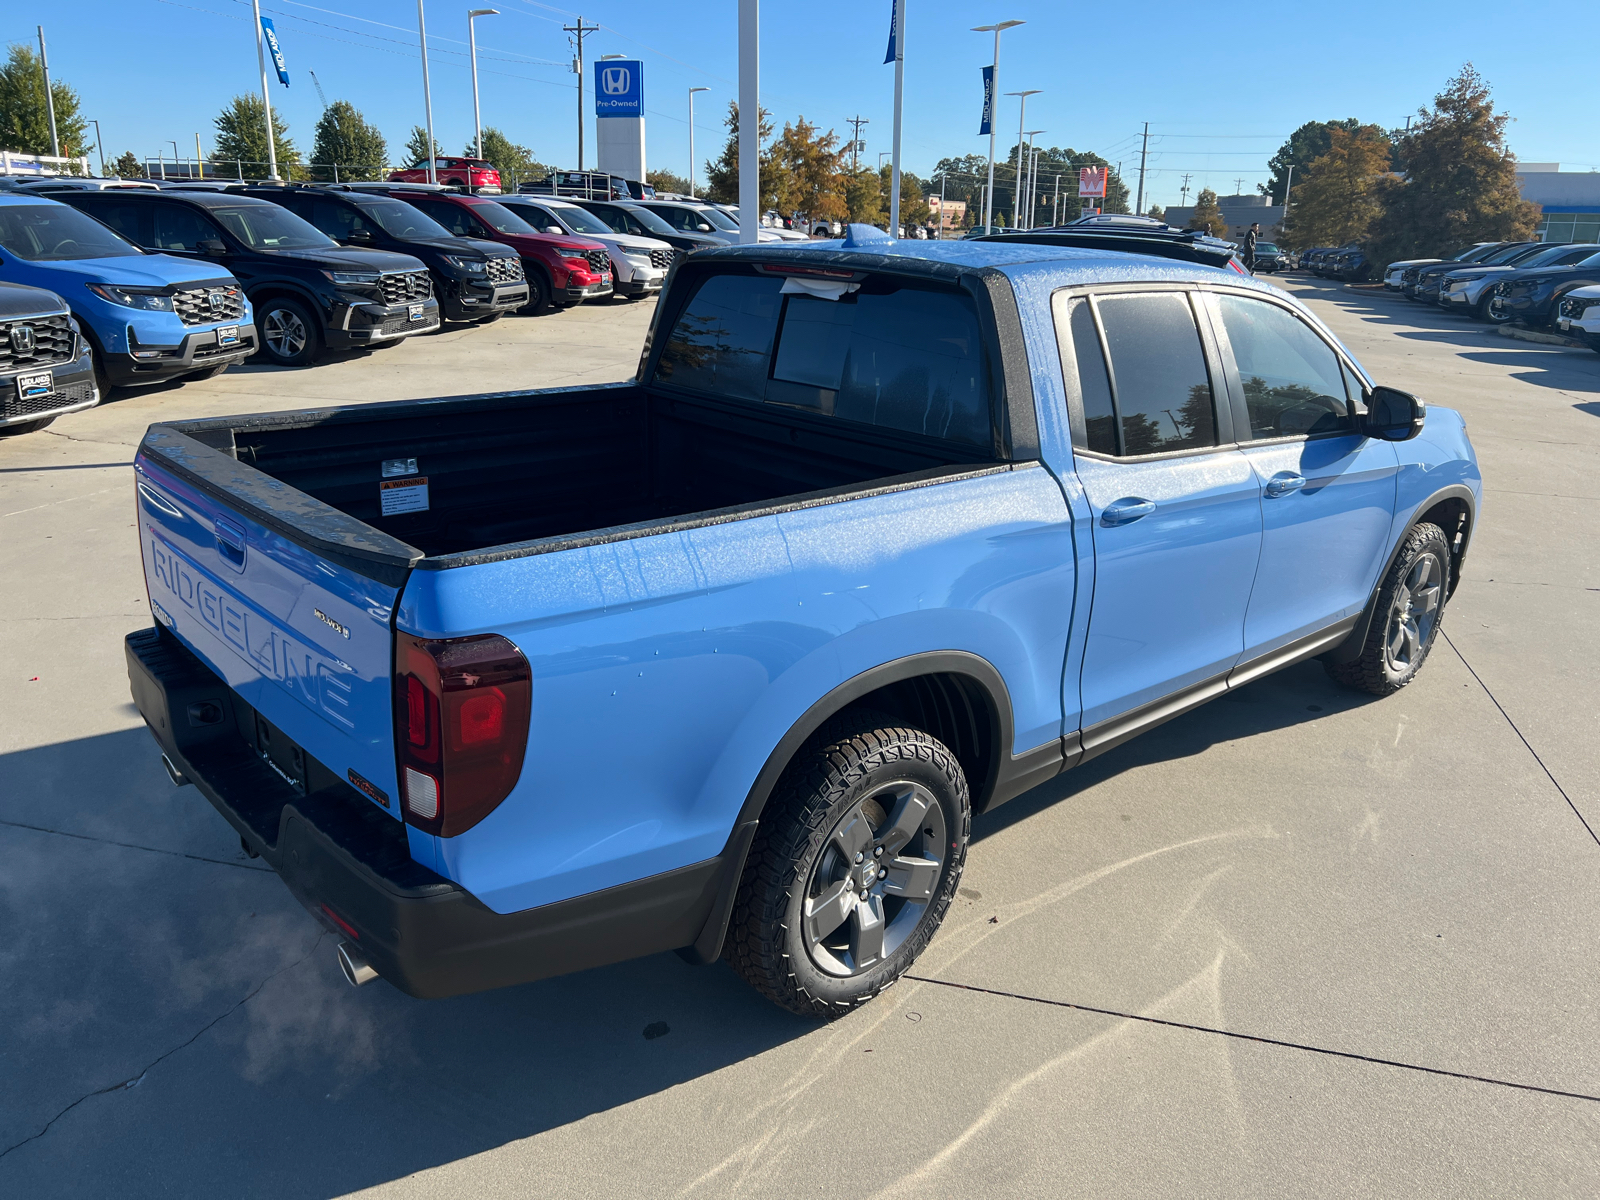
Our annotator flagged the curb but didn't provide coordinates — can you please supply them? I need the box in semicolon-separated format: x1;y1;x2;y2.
1498;324;1589;350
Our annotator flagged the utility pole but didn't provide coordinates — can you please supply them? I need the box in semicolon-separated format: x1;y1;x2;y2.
1179;172;1192;208
416;0;436;183
469;9;499;162
1282;164;1293;238
972;21;1023;235
563;16;597;171
847;115;869;173
688;86;709;197
1052;173;1060;226
37;27;60;158
1134;121;1149;216
1233;177;1245;195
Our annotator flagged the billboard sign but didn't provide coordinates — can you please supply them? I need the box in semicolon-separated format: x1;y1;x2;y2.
594;59;643;117
1078;166;1108;198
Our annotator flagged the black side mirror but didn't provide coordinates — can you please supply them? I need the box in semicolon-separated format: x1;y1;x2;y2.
199;238;228;255
1364;385;1426;441
346;229;373;243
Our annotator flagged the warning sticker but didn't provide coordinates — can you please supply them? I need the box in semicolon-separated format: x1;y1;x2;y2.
379;475;429;515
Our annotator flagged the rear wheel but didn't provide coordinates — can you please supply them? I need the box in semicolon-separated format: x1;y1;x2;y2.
522;271;554;315
725;713;969;1020
258;298;321;367
1326;523;1451;696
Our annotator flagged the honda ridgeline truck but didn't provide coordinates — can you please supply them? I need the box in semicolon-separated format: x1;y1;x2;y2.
125;228;1481;1019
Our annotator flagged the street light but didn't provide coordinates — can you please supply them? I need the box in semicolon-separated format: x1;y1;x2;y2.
88;119;105;176
418;0;438;184
971;20;1022;234
168;140;181;181
1023;130;1043;229
1004;90;1039;228
688;86;709;198
467;9;498;163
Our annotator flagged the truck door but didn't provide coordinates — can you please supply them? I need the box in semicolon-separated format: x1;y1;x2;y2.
1054;290;1263;745
1205;291;1398;658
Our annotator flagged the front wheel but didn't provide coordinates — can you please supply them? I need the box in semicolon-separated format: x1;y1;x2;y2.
0;416;55;437
725;714;970;1020
1480;293;1514;324
1326;523;1451;696
522;271;554;315
257;298;322;366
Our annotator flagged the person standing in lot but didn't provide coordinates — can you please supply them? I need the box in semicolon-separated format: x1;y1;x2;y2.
1243;222;1260;273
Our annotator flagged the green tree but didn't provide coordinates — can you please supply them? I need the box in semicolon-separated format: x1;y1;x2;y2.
841;166;882;225
1147;204;1165;222
110;150;143;178
647;167;690;195
1001;145;1130;224
704;100;774;206
769;117;842;224
309;100;388;181
1280;124;1392;250
474;128;549;188
211;94;299;178
1369;65;1539;265
403;125;433;168
1262;119;1366;204
875;163;925;231
1187;188;1228;238
0;44;89;164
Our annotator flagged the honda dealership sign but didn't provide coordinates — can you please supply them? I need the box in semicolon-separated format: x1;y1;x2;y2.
595;59;645;183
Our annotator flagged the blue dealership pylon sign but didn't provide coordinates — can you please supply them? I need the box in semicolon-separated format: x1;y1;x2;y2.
260;17;289;86
594;59;643;117
979;65;994;135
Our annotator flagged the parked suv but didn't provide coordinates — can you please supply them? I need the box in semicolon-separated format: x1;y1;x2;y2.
569;198;723;255
380;187;610;313
0;280;98;436
636;200;784;245
249;185;528;324
495;195;673;299
1489;250;1600;328
1556;285;1600;351
1382;243;1499;290
1409;242;1542;302
53;189;438;367
388;157;502;192
0;194;255;390
1438;243;1600;322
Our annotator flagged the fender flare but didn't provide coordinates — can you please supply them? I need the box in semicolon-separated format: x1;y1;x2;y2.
247;281;327;322
1324;482;1477;666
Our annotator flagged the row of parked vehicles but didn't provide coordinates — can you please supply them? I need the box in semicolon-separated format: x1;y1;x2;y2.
0;173;796;437
1297;245;1372;282
1384;240;1600;339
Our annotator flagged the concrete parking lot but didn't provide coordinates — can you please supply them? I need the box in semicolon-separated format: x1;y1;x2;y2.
2;279;1598;1198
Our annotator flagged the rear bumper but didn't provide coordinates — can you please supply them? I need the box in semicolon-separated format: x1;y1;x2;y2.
124;626;727;999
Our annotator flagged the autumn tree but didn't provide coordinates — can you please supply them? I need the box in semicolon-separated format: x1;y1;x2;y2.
1369;64;1538;265
769;117;844;225
1186;188;1228;238
1261;119;1368;204
211;95;299;178
1280;124;1392;250
704;100;774;206
309;101;387;181
842;166;883;225
0;44;89;164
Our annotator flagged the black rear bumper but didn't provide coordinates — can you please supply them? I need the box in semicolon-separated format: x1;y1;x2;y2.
124;626;731;999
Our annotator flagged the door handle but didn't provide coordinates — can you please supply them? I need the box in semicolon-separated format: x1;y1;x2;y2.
1100;497;1157;526
214;515;247;572
1264;472;1306;498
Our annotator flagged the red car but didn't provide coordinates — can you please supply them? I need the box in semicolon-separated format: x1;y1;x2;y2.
380;188;613;312
388;157;502;192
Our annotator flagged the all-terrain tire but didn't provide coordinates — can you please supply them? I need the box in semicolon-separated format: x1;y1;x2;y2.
724;712;970;1020
1326;522;1452;696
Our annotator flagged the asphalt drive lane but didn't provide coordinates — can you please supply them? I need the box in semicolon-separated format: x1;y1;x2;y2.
2;283;1598;1198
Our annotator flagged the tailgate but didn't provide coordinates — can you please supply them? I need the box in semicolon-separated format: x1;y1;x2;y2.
133;444;409;818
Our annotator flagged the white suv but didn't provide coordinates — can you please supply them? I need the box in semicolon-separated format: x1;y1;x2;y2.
500;196;676;299
1556;284;1600;351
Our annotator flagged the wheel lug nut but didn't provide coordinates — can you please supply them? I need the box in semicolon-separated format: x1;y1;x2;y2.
878;868;887;879
855;852;864;864
873;846;883;857
860;889;869;899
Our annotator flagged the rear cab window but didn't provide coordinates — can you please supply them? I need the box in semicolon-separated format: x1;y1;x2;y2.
652;269;996;449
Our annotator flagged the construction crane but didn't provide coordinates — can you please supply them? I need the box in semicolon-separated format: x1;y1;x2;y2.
308;69;330;112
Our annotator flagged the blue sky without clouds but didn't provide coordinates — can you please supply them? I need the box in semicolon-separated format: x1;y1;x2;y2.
6;0;1594;208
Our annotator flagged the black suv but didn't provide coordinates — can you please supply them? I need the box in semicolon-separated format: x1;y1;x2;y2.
246;185;528;324
568;198;723;255
55;189;437;367
0;281;99;437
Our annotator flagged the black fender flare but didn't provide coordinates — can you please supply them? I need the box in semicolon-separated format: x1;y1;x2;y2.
1324;482;1477;666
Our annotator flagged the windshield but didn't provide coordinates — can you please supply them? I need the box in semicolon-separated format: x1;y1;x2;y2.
210;205;334;250
0;202;142;260
1481;244;1536;265
1518;244;1595;268
697;207;738;231
1256;243;1280;254
616;204;676;236
362;198;453;239
548;204;613;236
468;200;538;235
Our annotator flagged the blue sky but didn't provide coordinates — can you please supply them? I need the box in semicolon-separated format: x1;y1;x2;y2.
7;0;1595;207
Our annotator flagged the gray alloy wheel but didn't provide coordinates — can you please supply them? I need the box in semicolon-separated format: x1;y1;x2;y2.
802;780;948;977
260;300;319;366
1382;552;1443;674
1483;292;1514;325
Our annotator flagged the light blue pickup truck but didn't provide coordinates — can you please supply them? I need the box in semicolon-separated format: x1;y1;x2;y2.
125;228;1480;1018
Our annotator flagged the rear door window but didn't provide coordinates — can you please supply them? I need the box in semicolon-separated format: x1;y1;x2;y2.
1092;292;1218;455
76;199;150;245
151;203;222;252
654;271;993;447
1214;294;1351;439
411;199;473;237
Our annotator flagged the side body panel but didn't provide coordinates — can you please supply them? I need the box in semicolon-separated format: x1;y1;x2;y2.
396;465;1075;915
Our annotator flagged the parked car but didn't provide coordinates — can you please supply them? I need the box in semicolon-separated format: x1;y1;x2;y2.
388;157;502;193
1382;243;1499;290
0;280;98;436
1250;241;1287;272
0;194;256;390
1331;247;1371;281
1296;246;1330;272
568;197;722;256
494;195;673;300
637;199;784;245
250;184;528;323
50;188;439;367
124;227;1479;1019
378;187;608;312
1439;243;1600;322
1410;242;1543;303
1555;284;1600;351
1489;250;1600;328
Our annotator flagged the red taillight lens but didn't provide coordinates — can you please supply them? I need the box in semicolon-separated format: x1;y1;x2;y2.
394;632;530;837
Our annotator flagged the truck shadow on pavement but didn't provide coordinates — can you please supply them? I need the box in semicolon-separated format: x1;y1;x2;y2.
0;656;1374;1196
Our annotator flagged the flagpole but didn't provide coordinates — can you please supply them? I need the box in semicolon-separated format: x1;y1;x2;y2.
250;0;279;180
888;0;904;237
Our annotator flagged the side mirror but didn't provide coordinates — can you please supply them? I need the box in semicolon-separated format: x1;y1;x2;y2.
346;228;373;243
199;238;228;255
1364;385;1426;441
697;223;714;232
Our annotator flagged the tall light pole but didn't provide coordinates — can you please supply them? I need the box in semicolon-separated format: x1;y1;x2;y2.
1004;89;1039;228
886;0;905;240
1023;130;1043;228
737;0;758;244
688;86;709;198
971;20;1022;235
89;119;105;176
418;0;438;183
37;27;60;159
467;9;498;162
250;0;280;179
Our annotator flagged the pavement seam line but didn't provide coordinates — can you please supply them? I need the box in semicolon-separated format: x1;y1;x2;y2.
0;933;328;1162
0;818;275;873
1441;630;1599;847
904;975;1600;1105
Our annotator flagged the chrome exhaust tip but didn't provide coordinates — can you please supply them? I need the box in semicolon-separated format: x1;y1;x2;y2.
161;753;190;787
337;941;379;987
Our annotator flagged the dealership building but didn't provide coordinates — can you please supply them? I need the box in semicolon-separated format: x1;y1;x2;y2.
1160;193;1286;242
1519;165;1600;243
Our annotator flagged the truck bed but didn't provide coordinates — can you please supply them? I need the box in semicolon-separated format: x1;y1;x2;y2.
152;381;996;566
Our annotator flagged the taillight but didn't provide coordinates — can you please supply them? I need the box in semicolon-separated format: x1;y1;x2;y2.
394;632;531;837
